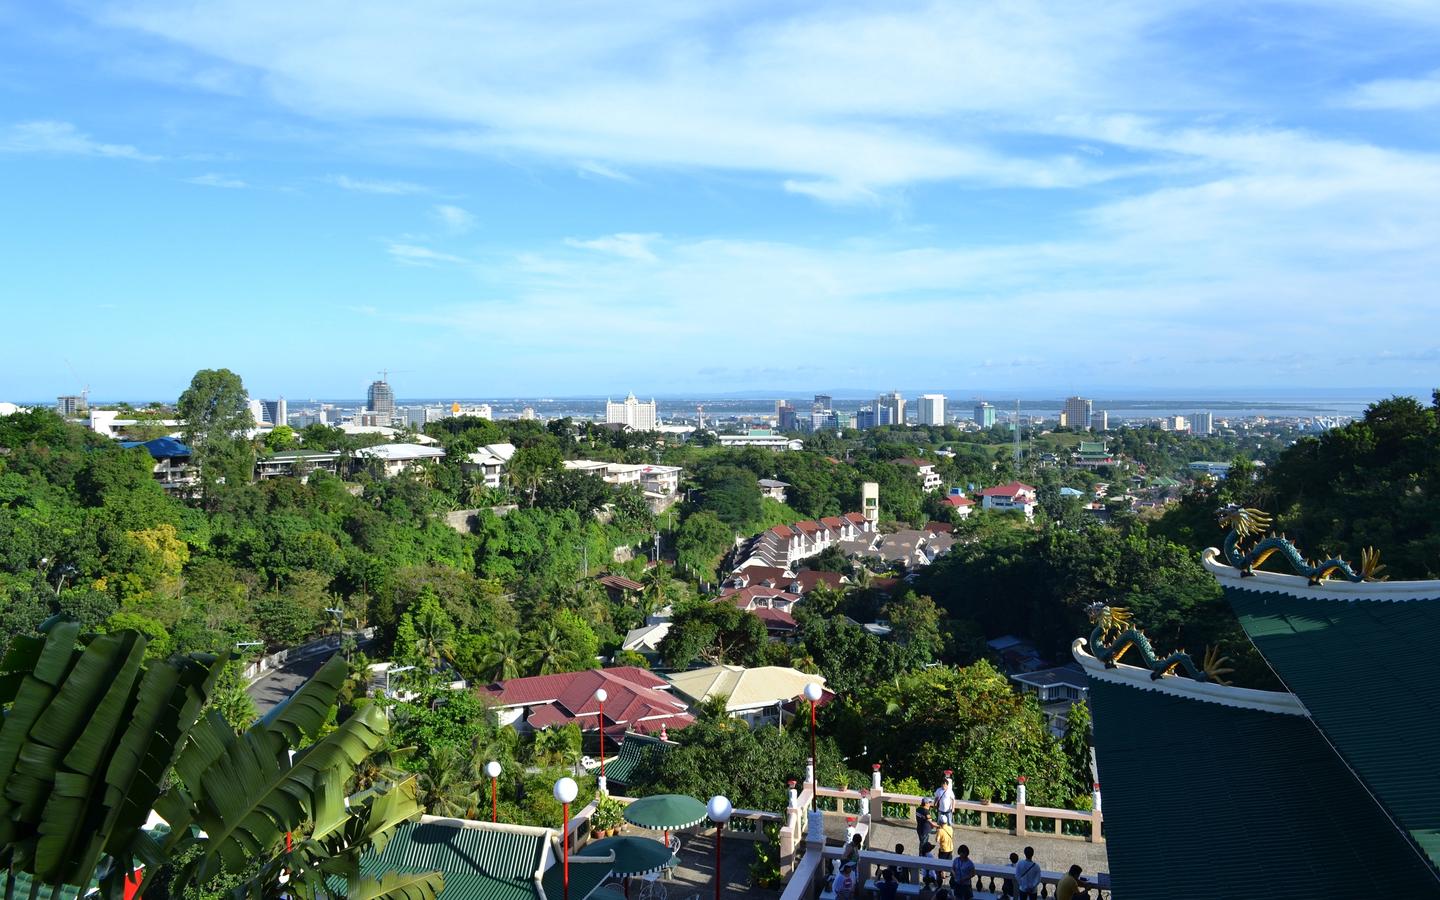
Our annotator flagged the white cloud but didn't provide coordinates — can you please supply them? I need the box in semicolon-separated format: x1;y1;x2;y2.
185;172;247;188
1338;69;1440;110
0;120;158;160
386;243;467;266
564;233;660;263
326;174;430;195
434;204;475;233
576;161;636;183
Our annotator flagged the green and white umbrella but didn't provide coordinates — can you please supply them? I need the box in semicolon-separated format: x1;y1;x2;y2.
622;794;709;831
585;835;677;877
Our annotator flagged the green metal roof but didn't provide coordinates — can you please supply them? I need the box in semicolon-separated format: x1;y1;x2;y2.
1087;676;1440;898
353;821;611;900
1226;583;1440;869
603;734;673;786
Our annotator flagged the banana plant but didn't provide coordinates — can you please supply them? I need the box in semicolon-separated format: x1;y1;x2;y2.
0;616;228;899
155;655;441;900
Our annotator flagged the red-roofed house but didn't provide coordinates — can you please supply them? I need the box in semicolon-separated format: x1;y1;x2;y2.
978;482;1038;519
940;494;975;518
789;570;846;595
726;566;790;590
719;585;801;613
478;667;693;737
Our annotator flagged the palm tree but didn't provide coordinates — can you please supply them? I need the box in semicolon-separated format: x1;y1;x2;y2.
524;625;580;676
482;629;524;682
416;746;479;818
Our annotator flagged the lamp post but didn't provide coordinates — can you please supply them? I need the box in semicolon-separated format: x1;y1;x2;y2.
595;687;608;793
553;777;579;900
707;795;733;900
803;682;823;809
486;760;502;822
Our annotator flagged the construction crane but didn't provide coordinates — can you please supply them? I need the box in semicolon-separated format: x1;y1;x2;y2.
63;358;89;411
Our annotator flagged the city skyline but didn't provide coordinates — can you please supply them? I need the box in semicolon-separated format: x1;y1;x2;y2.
4;2;1440;398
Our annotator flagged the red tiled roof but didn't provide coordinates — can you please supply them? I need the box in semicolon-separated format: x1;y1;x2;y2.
631;713;694;735
869;577;900;594
598;574;644;592
977;481;1036;497
770;524;794;537
719;586;801;609
792;520;821;534
733;566;788;587
751;607;798;630
925;521;954;533
941;495;975;507
820;516;847;529
843;512;867;525
792;570;844;593
479;667;683;732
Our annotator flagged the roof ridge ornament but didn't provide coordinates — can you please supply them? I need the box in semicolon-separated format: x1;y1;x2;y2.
1084;602;1230;684
1216;504;1387;585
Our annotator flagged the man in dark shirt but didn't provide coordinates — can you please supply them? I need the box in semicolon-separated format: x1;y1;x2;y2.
916;797;934;846
876;867;900;900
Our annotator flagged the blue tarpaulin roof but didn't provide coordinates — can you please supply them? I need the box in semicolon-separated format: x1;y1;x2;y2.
119;436;192;459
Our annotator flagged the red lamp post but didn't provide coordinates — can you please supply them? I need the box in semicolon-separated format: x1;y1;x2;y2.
486;760;502;822
554;777;578;900
595;687;608;792
803;682;823;809
708;795;733;900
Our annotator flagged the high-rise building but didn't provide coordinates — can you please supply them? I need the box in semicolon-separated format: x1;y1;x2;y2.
247;398;265;426
367;379;396;424
777;401;798;432
56;395;86;417
917;394;946;426
812;394;833;413
404;406;443;428
1192;411;1213;436
260;398;288;427
1063;396;1093;431
1096;410;1110;431
605;392;658;430
974;402;997;428
520;407;537;421
877;391;905;426
854;406;878;430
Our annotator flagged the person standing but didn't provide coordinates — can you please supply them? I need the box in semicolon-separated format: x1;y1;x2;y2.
935;820;954;864
1014;846;1042;900
916;796;934;845
933;774;956;825
876;867;900;900
833;862;858;900
949;845;975;900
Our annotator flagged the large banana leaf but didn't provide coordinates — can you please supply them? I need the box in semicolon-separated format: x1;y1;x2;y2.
255;655;349;752
0;619;226;894
163;700;389;883
348;871;445;900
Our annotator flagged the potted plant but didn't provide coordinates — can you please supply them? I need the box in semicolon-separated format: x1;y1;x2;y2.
592;793;625;838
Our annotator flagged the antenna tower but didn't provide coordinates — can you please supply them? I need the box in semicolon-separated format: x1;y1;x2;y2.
1013;399;1022;464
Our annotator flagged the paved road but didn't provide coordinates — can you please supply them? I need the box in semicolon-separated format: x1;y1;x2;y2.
246;650;338;713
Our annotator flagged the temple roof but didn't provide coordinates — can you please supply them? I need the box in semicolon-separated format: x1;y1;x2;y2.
1204;547;1440;868
1074;642;1440;898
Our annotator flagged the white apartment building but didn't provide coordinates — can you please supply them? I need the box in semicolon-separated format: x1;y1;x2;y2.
917;394;946;426
563;459;683;498
895;458;944;492
978;481;1038;519
354;443;446;477
605;393;658;430
464;442;518;488
1063;396;1092;430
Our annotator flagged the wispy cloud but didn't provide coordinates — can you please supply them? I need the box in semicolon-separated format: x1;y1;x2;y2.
1338;69;1440;110
564;233;660;263
434;204;475;233
185;172;247;188
576;161;636;183
326;174;430;195
0;120;158;160
386;243;466;266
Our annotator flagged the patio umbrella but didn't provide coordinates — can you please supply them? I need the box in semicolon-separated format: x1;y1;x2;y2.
586;835;676;877
622;794;709;832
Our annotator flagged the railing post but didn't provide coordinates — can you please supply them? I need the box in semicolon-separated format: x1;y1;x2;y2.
858;788;870;818
1014;777;1027;837
788;779;799;810
871;763;883;792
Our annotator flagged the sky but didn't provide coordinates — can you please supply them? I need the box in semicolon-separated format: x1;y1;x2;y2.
2;1;1439;402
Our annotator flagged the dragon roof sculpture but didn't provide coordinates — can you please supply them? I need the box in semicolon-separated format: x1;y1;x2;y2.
1215;504;1385;585
1084;602;1231;684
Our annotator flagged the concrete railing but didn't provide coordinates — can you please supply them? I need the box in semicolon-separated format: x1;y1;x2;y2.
783;846;1112;900
242;627;375;683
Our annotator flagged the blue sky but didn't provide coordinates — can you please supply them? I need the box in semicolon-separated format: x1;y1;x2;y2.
2;1;1439;401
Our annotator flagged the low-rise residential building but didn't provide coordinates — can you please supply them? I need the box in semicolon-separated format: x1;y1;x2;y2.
716;432;805;450
733;512;873;570
894;458;944;492
1010;664;1090;735
119;437;197;492
255;449;343;481
90;409;182;439
354;443;446;477
562;460;683;499
940;492;975;518
478;667;692;736
463;442;517;489
978;481;1038;519
758;478;790;503
667;665;828;727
